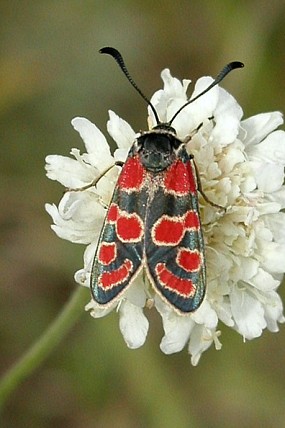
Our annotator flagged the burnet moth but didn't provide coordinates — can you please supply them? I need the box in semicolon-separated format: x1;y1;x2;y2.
90;47;243;314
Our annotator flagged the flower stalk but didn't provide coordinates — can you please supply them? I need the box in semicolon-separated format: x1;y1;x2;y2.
0;287;87;410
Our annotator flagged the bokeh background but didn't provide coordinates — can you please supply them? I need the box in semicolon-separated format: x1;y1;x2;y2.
1;1;285;427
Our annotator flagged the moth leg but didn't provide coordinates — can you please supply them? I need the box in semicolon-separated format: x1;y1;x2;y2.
66;161;124;192
183;117;224;210
193;159;226;211
183;123;203;145
183;116;214;144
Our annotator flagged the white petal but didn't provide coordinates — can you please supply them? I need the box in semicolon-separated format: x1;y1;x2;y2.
236;257;259;282
74;268;89;287
119;300;149;349
107;110;136;149
247;130;285;192
211;87;243;145
191;299;218;329
248;268;279;291
263;291;285;332
74;243;97;288
45;191;106;244
82;241;98;271
95;165;119;207
45;154;95;188
252;163;284;193
149;69;190;125
218;147;245;174
71;117;113;170
159;312;194;355
172;77;219;139
241;112;283;146
247;130;285;163
266;186;285;209
161;68;190;98
188;325;218;366
124;274;148;308
264;212;285;243
191;76;219;115
258;240;285;273
230;286;266;339
154;294;171;315
214;299;234;327
240;174;256;193
113;148;129;163
149;88;168;124
256;201;281;216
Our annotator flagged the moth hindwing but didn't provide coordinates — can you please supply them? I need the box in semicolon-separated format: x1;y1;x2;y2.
91;127;206;314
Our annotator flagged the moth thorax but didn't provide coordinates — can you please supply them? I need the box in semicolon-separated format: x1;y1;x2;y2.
138;133;179;173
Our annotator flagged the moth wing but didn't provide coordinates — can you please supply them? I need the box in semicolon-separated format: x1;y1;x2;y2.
91;155;146;306
145;157;206;313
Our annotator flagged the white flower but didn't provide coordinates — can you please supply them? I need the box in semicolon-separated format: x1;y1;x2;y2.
46;68;285;365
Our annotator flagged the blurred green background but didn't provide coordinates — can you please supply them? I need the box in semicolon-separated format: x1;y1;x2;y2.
1;1;285;427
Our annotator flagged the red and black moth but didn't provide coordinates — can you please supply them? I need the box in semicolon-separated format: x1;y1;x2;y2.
90;47;243;314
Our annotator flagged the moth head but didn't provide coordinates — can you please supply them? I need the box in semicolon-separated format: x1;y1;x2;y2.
136;130;180;172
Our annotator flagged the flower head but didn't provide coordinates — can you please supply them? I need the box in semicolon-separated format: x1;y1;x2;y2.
46;67;285;365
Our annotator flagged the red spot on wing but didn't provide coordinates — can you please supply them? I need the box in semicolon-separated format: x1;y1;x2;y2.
176;248;201;272
107;204;144;243
117;212;143;242
155;263;196;297
118;156;145;191
98;242;117;265
107;204;119;222
152;211;200;246
153;217;184;245
184;211;200;229
164;160;196;195
100;259;133;289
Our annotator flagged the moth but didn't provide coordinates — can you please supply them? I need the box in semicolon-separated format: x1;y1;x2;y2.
90;47;243;314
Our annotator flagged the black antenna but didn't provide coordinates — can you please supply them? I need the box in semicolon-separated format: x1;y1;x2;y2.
168;61;244;126
99;47;161;126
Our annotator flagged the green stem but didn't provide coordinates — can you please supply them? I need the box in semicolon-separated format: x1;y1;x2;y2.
0;286;88;410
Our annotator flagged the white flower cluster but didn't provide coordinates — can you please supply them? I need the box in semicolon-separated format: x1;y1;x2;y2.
46;68;285;365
